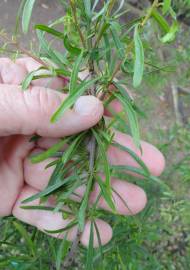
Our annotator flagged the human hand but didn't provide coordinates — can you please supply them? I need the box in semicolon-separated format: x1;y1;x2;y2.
0;57;165;247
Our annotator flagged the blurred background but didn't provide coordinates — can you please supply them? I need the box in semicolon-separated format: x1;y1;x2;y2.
0;1;190;269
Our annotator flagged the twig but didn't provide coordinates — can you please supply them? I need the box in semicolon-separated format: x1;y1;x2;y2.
141;0;159;27
0;32;48;67
62;20;98;269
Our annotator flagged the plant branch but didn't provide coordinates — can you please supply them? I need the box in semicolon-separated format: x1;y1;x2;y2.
0;32;48;67
62;13;99;269
141;0;159;27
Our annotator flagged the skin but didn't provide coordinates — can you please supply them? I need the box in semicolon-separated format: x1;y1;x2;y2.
0;57;165;247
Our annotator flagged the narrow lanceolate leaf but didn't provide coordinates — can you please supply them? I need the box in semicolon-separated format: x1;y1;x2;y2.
63;35;81;55
111;165;149;178
152;10;170;33
22;175;76;203
62;133;85;164
92;129;111;193
30;138;69;163
112;142;150;176
36;30;67;69
86;221;94;270
93;221;103;263
110;23;125;59
160;21;178;43
96;176;116;212
162;0;171;15
22;70;37;90
51;78;98;122
22;0;36;34
45;220;78;234
84;0;91;19
113;92;140;148
35;24;64;39
69;51;83;94
133;25;144;88
103;33;111;65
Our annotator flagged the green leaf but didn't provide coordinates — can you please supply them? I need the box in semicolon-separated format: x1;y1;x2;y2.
30;138;69;163
96;176;116;212
93;221;103;264
84;0;91;19
51;77;98;122
111;165;149;178
162;0;171;15
69;51;83;94
86;221;94;270
46;160;64;187
63;35;81;55
22;67;57;90
35;24;64;39
92;129;111;192
22;0;36;34
113;92;140;148
152;10;170;33
15;0;26;36
36;30;67;69
45;220;78;234
21;205;72;216
103;33;111;65
113;82;133;103
160;21;178;43
92;2;109;21
110;22;125;59
133;24;144;88
58;178;82;201
112;142;150;176
22;70;37;90
13;222;35;257
62;133;85;164
22;175;76;203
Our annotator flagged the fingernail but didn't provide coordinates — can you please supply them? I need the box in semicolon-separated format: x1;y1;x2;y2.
74;96;101;116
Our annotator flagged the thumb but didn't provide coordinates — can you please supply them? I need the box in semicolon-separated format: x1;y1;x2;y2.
0;84;103;137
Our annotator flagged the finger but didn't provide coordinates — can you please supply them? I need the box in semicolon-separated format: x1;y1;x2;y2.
12;185;112;247
37;137;63;149
24;151;147;215
16;57;68;89
24;148;56;190
0;135;34;217
0;58;27;85
108;131;165;177
0;84;103;136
